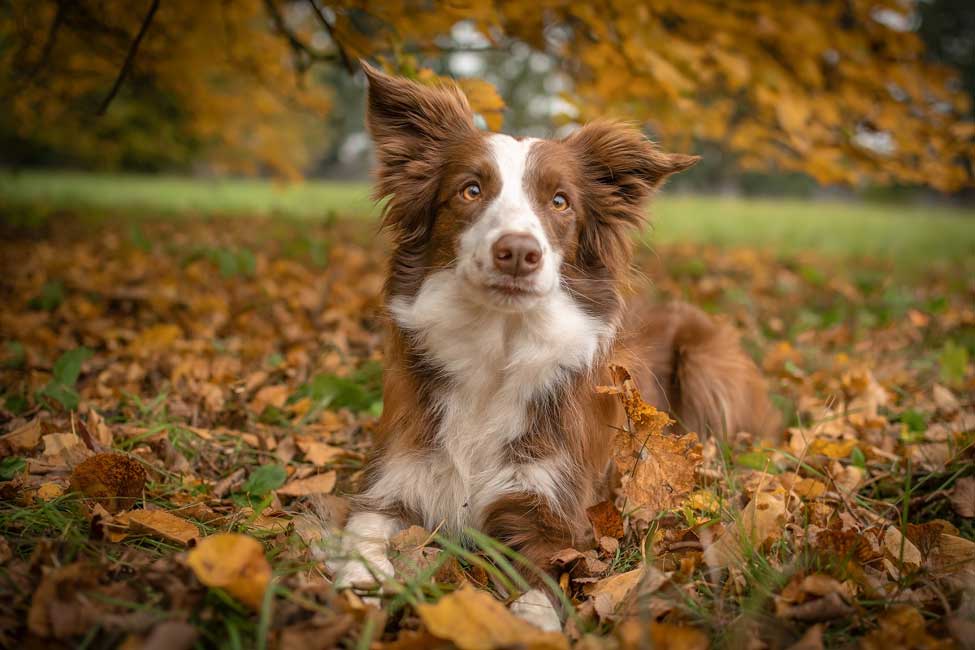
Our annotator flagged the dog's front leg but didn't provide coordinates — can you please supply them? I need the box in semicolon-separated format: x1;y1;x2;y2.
330;510;402;589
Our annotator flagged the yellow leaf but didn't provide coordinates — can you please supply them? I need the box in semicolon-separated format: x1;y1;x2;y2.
187;534;271;610
127;510;200;547
704;491;787;568
277;471;337;497
417;586;567;650
457;78;505;132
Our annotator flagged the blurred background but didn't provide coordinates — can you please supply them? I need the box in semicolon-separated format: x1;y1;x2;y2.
0;0;973;259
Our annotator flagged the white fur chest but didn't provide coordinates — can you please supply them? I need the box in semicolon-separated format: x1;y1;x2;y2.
363;271;612;533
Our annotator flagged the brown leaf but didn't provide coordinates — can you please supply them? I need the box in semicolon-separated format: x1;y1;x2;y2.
127;510;200;546
28;562;98;638
0;418;41;454
861;605;955;650
42;432;91;467
416;586;567;650
616;620;709;650
277;471;337;497
187;534;271;610
297;440;350;466
586;568;643;620
704;491;787;568
949;477;975;518
70;453;147;513
785;624;824;650
586;500;624;540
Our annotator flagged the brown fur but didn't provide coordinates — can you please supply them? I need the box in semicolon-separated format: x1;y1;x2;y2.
357;63;778;589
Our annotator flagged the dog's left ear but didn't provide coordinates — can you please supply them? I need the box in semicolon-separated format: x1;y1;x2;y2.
566;120;699;216
566;120;699;267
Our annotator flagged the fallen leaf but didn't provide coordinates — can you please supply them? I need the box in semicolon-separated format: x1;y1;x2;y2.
28;562;98;638
296;439;349;466
586;568;643;619
70;452;147;513
42;432;90;467
250;384;289;413
0;418;41;454
861;605;954;650
277;471;337;497
36;482;64;500
127;510;200;546
616;620;708;650
416;585;567;650
883;525;922;571
949;477;975;518
932;384;960;414
586;500;624;540
704;491;787;567
785;624;824;650
186;533;271;610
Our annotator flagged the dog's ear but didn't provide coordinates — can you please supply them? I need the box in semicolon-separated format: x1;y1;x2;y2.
362;61;476;240
565;120;699;269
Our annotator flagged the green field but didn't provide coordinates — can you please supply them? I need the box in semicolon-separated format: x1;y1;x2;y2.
2;170;973;265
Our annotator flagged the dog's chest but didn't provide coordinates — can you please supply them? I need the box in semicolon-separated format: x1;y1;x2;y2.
380;273;611;531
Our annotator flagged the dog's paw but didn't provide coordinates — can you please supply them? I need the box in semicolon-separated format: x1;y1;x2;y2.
331;556;395;590
510;589;561;632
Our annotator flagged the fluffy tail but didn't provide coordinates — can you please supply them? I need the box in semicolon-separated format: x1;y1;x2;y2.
622;302;780;441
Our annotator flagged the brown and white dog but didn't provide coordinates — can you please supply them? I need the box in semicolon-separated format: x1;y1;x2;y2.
327;64;778;630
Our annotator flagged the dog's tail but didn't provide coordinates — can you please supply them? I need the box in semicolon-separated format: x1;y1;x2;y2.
622;301;780;441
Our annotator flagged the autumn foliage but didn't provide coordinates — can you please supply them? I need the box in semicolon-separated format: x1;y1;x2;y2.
2;0;973;188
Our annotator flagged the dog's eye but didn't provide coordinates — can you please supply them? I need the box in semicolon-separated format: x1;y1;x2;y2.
461;183;481;201
552;193;569;212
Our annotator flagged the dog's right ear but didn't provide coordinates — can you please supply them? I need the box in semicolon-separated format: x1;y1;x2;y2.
362;62;475;240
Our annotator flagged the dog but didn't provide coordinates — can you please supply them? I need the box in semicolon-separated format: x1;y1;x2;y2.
326;63;778;630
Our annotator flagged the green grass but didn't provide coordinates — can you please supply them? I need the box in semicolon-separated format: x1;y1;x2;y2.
2;170;973;265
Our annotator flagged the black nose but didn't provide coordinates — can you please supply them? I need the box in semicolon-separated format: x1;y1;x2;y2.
492;233;542;277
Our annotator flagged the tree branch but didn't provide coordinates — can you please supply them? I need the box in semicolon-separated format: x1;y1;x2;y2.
97;0;160;116
306;0;354;73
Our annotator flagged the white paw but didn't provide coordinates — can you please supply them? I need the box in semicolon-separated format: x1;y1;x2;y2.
510;589;562;632
331;555;395;589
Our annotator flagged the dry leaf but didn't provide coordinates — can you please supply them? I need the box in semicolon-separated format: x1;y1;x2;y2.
187;534;271;610
949;477;975;518
127;510;200;546
616;620;708;650
704;491;787;568
277;471;337;497
586;568;643;620
586;500;624;540
36;482;64;500
416;586;567;650
42;432;90;467
0;418;41;454
297;440;349;466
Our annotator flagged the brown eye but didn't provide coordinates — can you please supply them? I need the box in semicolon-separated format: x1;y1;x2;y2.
552;193;569;211
461;183;481;201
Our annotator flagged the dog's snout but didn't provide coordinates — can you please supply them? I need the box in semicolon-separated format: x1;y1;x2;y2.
492;233;542;277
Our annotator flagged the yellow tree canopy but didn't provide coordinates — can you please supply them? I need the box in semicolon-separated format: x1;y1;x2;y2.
2;0;972;189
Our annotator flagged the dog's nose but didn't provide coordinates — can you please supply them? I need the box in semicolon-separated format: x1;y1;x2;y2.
492;233;542;277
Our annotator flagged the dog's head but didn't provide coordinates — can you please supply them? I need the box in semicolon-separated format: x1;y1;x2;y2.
364;63;698;317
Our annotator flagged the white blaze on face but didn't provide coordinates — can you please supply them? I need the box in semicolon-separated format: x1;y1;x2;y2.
456;134;561;298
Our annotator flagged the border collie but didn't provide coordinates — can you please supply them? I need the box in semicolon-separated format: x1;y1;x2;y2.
326;63;778;630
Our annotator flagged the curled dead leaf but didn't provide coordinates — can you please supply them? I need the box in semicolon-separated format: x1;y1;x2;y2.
127;509;200;546
277;471;337;497
416;585;567;650
186;533;271;610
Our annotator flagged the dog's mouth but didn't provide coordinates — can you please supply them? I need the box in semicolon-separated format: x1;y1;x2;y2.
487;282;538;297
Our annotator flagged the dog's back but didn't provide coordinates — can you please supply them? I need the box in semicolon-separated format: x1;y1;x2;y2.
622;300;779;440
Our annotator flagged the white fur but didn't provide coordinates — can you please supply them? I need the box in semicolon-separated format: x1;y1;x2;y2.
329;512;399;588
511;589;562;631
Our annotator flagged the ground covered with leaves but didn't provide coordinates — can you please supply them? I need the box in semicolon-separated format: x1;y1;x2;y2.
0;215;973;650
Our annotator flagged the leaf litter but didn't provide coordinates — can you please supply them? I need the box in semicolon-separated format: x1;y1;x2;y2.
0;216;973;648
